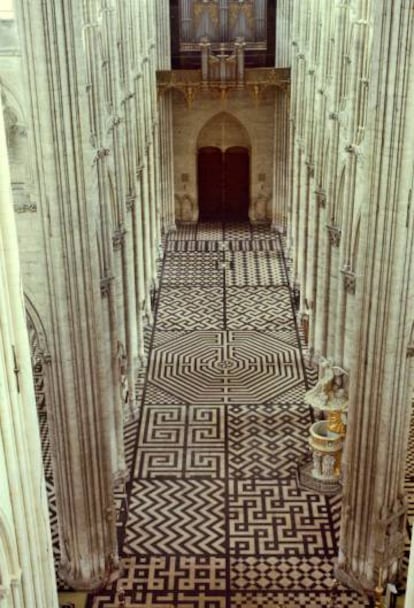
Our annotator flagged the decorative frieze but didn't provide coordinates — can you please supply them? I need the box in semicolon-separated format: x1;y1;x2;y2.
326;224;341;247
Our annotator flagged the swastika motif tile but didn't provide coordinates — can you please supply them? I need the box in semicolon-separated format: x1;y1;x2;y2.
123;479;226;555
226;286;295;335
148;331;305;405
228;478;335;556
157;286;224;330
225;251;285;286
228;404;310;478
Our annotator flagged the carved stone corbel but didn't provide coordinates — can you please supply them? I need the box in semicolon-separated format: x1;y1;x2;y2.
100;272;114;297
112;225;126;250
341;267;356;294
315;189;326;208
126;196;135;212
327;224;341;247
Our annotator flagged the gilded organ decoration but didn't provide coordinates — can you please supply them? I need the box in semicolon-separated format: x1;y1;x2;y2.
179;0;267;50
228;0;254;41
193;0;219;41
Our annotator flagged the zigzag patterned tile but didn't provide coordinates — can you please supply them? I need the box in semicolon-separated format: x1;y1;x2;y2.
157;286;224;330
38;411;53;479
228;478;336;557
123;479;226;555
228;404;311;478
227;239;281;252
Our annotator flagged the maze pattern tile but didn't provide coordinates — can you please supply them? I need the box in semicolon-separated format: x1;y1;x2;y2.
228;478;336;557
157;287;224;330
225;251;285;287
231;590;371;607
228;404;310;478
226;286;294;333
148;331;305;405
134;405;225;478
123;479;226;555
163;253;222;286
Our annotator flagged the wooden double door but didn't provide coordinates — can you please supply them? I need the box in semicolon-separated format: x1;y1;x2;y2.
197;146;250;220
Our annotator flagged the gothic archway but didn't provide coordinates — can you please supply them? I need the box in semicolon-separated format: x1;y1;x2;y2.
197;113;251;220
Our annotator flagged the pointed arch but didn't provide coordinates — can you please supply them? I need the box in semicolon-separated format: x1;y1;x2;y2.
197;111;251;152
0;509;21;594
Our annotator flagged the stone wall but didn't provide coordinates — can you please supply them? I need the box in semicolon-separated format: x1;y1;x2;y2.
172;88;277;223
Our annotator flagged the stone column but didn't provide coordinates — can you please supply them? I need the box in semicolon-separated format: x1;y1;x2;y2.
13;0;119;589
336;0;414;592
0;91;58;608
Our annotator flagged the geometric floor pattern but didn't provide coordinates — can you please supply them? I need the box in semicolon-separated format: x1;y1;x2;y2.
83;222;377;606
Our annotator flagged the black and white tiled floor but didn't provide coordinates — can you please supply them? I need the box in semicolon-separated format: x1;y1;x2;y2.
84;223;373;607
42;222;404;606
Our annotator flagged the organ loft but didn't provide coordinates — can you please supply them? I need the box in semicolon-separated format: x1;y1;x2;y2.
0;1;413;607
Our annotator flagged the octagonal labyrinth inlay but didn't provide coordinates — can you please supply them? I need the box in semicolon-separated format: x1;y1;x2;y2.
148;331;305;404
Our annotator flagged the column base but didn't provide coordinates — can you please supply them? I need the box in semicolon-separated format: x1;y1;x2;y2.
113;466;129;488
334;561;372;596
59;556;120;592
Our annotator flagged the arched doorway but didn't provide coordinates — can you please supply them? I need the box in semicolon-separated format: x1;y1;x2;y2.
197;112;251;221
197;146;250;220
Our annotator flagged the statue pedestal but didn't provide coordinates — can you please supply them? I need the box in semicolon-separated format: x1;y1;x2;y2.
297;420;343;495
309;420;343;481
